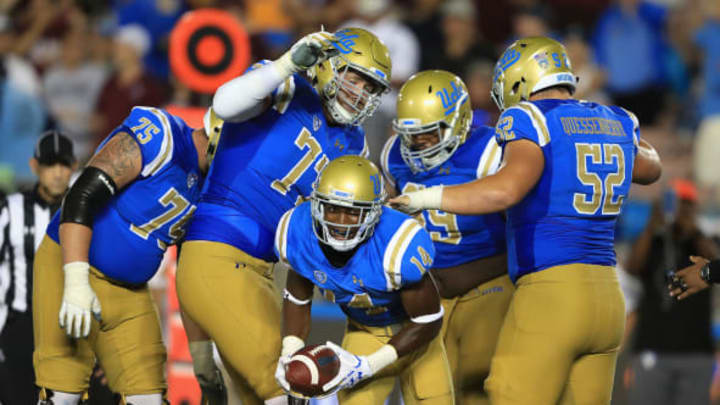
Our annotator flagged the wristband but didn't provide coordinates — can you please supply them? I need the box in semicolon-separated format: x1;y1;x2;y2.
63;261;91;283
706;260;720;284
410;305;445;324
366;344;398;374
282;335;305;357
283;288;312;305
407;186;444;211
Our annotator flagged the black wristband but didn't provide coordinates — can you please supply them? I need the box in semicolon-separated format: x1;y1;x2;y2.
60;166;117;227
707;260;720;284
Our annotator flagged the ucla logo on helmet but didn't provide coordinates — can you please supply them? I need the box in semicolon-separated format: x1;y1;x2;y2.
436;81;466;116
369;174;381;196
533;53;550;69
332;29;360;54
493;48;521;82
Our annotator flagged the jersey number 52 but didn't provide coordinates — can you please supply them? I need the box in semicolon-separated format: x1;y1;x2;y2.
573;143;626;215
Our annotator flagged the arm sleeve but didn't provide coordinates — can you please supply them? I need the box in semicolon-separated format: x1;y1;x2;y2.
610;105;641;151
274;208;295;265
399;225;435;286
382;218;435;290
476;133;503;179
495;102;550;148
116;107;176;177
212;60;291;122
379;135;399;191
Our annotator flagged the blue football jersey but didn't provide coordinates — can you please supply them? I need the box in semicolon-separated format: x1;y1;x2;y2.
381;126;506;269
47;107;203;284
495;99;640;282
275;203;435;327
187;70;368;262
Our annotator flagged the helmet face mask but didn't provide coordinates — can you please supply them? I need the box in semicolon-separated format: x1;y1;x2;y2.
491;36;577;111
311;156;385;252
310;28;392;126
323;63;386;126
311;194;380;251
393;70;472;174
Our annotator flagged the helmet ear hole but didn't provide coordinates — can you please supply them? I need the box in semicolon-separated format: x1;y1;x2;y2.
511;81;521;95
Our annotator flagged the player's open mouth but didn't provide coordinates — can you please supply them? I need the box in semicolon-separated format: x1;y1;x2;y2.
329;227;357;240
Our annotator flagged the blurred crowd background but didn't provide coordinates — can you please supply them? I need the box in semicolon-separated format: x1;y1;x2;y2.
1;0;720;403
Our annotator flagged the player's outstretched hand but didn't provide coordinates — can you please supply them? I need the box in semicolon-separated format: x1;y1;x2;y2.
389;185;443;215
668;255;710;300
58;261;102;338
388;194;413;214
322;341;373;394
277;31;339;75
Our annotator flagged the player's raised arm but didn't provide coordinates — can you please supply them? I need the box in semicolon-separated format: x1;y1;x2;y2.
213;31;339;123
57;131;141;338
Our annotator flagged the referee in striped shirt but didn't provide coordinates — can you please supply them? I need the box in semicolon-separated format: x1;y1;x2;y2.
0;130;77;404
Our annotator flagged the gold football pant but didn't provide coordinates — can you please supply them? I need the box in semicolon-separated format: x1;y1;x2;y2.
33;237;166;395
176;240;284;404
337;320;454;405
442;274;514;405
485;264;625;405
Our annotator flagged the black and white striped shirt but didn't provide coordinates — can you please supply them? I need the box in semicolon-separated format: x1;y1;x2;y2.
0;187;59;331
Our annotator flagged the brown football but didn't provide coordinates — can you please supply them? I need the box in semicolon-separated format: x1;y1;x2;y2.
285;344;341;397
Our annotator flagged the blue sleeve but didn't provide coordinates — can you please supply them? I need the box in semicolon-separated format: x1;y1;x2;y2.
609;105;641;148
495;103;548;147
398;224;435;287
380;135;402;192
274;207;296;266
119;107;176;178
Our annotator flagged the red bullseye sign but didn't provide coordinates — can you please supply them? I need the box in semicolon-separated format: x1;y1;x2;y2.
170;8;250;94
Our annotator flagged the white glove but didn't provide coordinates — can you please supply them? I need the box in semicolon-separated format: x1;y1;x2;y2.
322;342;374;393
275;31;339;76
275;336;306;396
58;261;102;338
390;185;444;214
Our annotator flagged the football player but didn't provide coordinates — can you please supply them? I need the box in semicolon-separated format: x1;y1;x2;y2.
176;28;392;405
380;70;512;404
33;107;210;404
274;156;453;404
391;36;662;404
